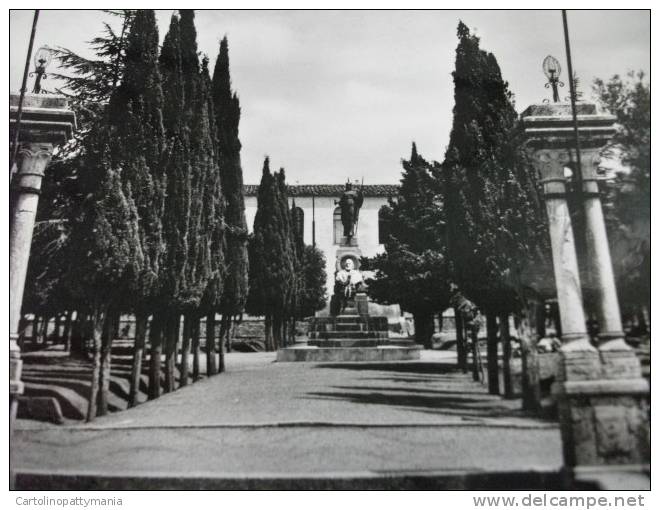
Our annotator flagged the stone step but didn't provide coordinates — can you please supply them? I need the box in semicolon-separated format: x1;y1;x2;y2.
313;331;387;340
308;339;381;348
308;339;419;348
15;469;568;490
276;345;422;362
333;324;364;332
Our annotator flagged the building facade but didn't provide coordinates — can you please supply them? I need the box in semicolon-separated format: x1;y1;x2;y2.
244;183;400;316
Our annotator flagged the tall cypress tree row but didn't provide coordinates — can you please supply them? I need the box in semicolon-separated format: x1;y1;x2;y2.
442;22;548;398
212;36;249;355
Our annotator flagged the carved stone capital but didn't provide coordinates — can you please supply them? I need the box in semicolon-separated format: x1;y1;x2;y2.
12;142;54;194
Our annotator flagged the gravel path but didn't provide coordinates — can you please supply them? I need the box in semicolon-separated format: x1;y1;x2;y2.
14;350;562;481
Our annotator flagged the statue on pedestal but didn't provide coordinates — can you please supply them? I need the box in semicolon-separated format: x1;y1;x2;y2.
331;257;364;315
336;180;364;243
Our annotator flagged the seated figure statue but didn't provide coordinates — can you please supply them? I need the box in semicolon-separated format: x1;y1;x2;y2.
331;258;363;315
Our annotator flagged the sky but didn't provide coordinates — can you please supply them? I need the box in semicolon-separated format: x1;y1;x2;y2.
9;10;650;185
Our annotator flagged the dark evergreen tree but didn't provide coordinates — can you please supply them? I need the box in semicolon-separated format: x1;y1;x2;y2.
212;36;249;357
194;56;226;380
365;143;451;349
593;72;650;327
295;245;328;319
65;130;142;421
442;22;548;398
105;10;166;406
246;159;295;350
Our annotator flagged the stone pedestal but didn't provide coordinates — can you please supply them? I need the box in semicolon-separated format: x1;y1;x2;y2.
9;94;75;479
521;102;648;484
335;244;362;270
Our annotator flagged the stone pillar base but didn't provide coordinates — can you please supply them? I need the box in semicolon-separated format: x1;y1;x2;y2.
553;348;649;469
569;464;650;490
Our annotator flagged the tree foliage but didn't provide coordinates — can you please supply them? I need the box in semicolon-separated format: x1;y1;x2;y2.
212;36;249;317
442;21;547;313
593;72;650;315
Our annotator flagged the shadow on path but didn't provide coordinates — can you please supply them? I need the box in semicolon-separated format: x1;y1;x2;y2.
306;361;543;421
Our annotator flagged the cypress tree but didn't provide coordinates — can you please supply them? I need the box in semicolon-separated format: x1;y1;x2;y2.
212;36;249;356
105;11;166;402
65;130;142;421
442;22;548;397
275;169;297;347
157;13;190;393
195;56;226;380
85;10;166;414
246;160;295;350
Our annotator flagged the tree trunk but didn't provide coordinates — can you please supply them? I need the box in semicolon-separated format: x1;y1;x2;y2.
53;313;62;343
218;315;227;373
129;314;147;407
112;314;121;340
38;315;49;344
264;315;273;352
289;318;297;345
148;315;163;400
18;315;29;349
518;302;542;413
551;301;562;338
486;312;500;395
206;313;218;376
180;314;191;387
164;315;179;392
97;312;114;416
272;314;282;350
224;315;233;353
192;317;201;382
537;302;546;338
500;312;514;399
470;324;481;382
413;312;434;349
86;306;107;422
70;314;86;357
32;315;40;342
62;310;74;354
455;309;467;372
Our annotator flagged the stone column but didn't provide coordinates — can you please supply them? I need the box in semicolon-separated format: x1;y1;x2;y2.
9;94;75;486
579;150;644;398
522;103;649;488
534;149;592;351
9;142;53;420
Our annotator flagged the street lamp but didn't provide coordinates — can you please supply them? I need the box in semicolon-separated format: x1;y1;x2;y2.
542;55;564;103
30;46;52;94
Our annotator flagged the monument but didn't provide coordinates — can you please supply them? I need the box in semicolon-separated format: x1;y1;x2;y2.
277;180;421;362
521;72;649;487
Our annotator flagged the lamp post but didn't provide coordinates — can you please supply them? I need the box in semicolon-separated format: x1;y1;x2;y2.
30;46;53;94
542;55;564;103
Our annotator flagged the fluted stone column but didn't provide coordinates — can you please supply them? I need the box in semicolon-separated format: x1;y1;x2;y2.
522;103;649;486
10;142;54;415
9;94;75;446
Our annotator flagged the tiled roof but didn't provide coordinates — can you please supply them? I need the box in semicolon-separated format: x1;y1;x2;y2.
243;184;399;197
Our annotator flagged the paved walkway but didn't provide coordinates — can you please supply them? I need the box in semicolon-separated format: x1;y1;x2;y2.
14;351;562;484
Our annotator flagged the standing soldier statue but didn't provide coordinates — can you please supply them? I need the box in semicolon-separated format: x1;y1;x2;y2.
336;179;364;243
